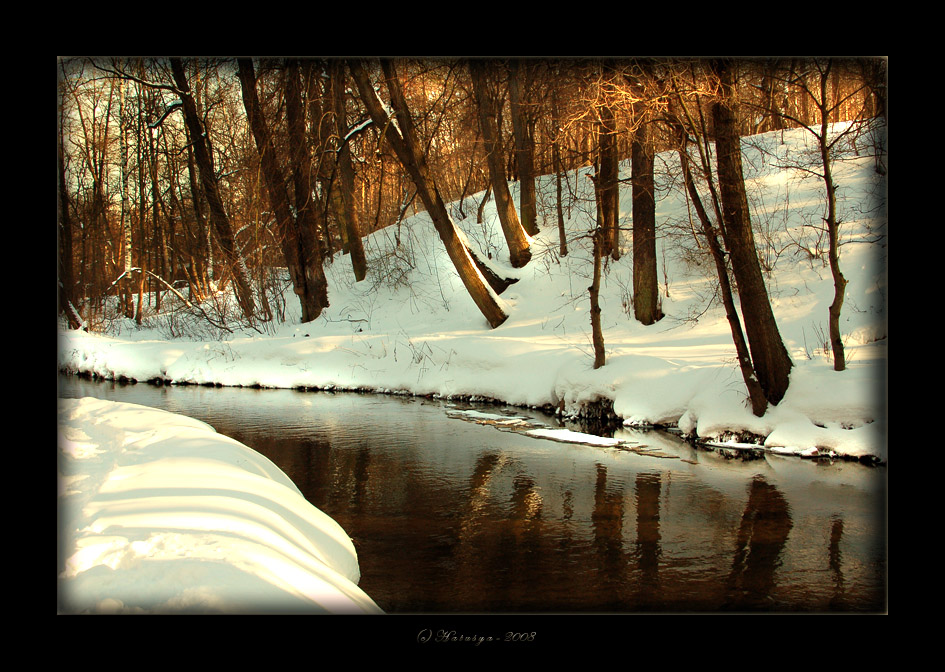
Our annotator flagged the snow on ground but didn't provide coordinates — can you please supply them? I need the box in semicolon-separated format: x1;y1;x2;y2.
57;397;383;614
58;123;887;462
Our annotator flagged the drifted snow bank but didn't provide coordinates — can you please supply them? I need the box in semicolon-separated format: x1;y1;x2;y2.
57;397;382;614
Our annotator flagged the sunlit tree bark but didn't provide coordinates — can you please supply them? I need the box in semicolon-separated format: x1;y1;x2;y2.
349;59;509;328
469;60;532;268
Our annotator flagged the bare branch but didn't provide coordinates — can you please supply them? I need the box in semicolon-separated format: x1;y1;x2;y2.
148;101;183;128
89;58;180;94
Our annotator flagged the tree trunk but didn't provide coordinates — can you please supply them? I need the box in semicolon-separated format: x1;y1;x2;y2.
135;270;145;326
631;117;662;325
58;113;81;329
146;87;168;312
304;71;337;261
119;81;134;318
554;144;567;257
237;58;330;323
285;59;330;321
597;102;620;259
170;58;255;320
551;87;568;257
477;184;492;226
349;59;508;329
469;60;531;268
822;132;847;372
184;140;212;297
712;61;792;405
237;59;303;314
508;60;538;237
135;86;148;323
330;60;368;282
826;174;848;373
678;138;767;416
589;228;606;369
816;60;848;372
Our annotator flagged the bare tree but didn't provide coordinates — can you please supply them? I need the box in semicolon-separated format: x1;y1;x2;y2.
626;63;662;325
761;58;881;371
550;83;569;257
285;59;330;320
712;60;792;405
671;111;768;416
329;59;368;282
596;103;620;260
348;59;510;329
170;58;255;320
118;79;135;318
589;227;606;369
58;68;82;330
594;63;621;259
469;59;532;268
237;58;329;323
508;59;539;237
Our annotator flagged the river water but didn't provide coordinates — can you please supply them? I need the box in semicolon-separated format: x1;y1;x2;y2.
58;375;887;613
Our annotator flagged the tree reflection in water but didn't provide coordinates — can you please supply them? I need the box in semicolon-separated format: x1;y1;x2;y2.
58;377;888;614
723;476;793;610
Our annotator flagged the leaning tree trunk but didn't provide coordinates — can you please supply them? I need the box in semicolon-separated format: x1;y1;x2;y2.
469;60;531;269
678;138;767;417
349;59;509;329
712;61;792;405
170;58;255;320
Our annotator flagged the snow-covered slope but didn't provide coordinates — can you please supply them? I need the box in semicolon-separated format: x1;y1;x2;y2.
58;122;887;461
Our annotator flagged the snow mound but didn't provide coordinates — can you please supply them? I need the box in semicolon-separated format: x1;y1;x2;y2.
58;397;382;614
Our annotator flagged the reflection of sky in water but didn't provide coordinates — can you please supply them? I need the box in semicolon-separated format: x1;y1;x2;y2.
59;376;887;613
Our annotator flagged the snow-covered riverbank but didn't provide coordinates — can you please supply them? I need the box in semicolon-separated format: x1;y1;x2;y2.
58;124;887;462
57;397;383;614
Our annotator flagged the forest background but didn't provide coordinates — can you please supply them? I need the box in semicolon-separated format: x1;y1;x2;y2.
56;56;887;437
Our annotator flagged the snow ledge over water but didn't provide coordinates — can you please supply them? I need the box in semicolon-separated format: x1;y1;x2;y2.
57;397;383;615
